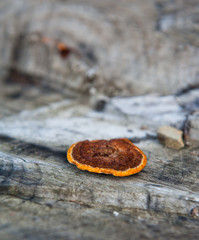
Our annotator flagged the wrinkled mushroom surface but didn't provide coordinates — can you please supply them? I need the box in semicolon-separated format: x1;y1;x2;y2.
67;138;147;177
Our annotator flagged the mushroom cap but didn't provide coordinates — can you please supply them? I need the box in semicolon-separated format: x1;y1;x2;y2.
67;138;147;177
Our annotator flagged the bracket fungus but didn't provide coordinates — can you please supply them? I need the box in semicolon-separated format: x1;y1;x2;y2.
67;138;147;177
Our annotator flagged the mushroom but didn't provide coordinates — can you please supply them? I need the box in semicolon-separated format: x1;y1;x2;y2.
67;138;147;177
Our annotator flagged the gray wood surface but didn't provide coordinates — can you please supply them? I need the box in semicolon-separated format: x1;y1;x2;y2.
0;0;199;239
1;0;199;97
0;84;199;239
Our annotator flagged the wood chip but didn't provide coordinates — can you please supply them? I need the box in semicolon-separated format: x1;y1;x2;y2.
157;126;184;150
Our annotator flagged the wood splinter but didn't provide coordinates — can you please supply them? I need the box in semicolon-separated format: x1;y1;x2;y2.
67;138;147;177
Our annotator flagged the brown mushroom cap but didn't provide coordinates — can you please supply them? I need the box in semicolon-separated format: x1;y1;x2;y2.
67;138;147;177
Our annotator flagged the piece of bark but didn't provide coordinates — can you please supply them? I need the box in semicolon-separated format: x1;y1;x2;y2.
157;126;184;150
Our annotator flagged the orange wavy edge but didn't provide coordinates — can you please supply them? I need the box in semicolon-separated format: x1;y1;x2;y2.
67;138;147;177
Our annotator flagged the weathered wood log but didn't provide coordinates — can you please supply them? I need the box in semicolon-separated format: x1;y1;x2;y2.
0;0;199;239
0;89;199;239
0;0;199;97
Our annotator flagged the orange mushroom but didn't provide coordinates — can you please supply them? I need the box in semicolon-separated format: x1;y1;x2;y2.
56;42;71;58
67;138;147;177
